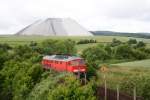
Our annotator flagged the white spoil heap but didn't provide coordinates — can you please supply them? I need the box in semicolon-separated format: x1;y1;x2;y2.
16;18;93;36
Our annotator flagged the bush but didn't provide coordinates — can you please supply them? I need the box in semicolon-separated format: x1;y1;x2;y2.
0;43;11;51
120;75;150;100
114;44;133;59
132;49;147;60
47;75;96;100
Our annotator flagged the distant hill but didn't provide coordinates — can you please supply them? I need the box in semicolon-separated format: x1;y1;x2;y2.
91;31;150;39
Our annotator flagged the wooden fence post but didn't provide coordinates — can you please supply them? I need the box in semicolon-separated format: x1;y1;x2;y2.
117;85;119;100
84;72;86;84
104;74;107;100
133;87;136;100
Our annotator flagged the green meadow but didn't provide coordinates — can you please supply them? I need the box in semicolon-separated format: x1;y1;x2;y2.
1;35;150;50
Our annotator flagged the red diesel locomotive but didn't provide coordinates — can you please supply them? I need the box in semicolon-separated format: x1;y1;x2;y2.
42;55;87;73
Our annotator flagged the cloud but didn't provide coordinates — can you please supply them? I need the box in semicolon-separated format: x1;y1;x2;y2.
0;0;150;34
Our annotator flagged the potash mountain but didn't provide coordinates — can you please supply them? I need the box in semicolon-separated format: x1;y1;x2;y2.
16;18;93;36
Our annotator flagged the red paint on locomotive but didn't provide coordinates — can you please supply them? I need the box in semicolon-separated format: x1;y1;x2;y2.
42;55;87;73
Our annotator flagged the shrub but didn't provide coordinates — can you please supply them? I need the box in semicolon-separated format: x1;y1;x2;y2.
136;41;146;48
127;39;137;44
114;44;133;59
110;38;122;47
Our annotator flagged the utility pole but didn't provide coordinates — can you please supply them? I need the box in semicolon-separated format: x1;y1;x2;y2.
84;72;87;84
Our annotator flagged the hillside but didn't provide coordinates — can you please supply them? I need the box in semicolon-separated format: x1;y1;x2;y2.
91;31;150;39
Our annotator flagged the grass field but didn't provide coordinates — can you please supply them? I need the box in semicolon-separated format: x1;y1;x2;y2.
1;35;150;45
1;35;150;52
97;59;150;89
112;59;150;68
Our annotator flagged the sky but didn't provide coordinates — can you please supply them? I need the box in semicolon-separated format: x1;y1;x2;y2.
0;0;150;34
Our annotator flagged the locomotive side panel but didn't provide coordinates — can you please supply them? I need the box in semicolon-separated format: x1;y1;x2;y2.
42;55;87;73
66;61;74;72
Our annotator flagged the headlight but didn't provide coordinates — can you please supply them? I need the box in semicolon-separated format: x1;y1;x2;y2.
73;69;85;72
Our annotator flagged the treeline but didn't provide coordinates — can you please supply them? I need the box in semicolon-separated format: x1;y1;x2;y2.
77;39;97;44
91;31;150;39
82;38;150;66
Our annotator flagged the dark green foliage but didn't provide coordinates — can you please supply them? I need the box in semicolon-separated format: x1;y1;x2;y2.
132;49;147;60
86;64;97;79
110;38;122;47
14;45;33;58
0;59;43;100
136;41;146;48
77;39;97;44
29;41;37;47
0;50;8;69
127;39;137;44
0;44;44;100
82;45;110;68
47;74;96;100
0;43;12;51
0;40;97;100
142;78;150;100
115;44;133;59
27;73;96;100
120;75;150;100
41;39;76;55
0;43;12;70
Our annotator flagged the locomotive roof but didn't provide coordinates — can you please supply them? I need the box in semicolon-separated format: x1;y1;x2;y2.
43;55;82;62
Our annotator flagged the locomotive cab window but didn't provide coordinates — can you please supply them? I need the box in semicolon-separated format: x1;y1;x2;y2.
70;59;85;66
70;61;78;66
79;59;85;65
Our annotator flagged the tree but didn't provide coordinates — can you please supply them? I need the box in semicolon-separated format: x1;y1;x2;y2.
136;41;146;48
82;46;109;67
127;39;137;44
114;44;133;59
41;39;76;55
111;38;122;47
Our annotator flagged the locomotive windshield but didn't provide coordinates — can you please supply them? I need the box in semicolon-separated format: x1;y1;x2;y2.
70;59;85;66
